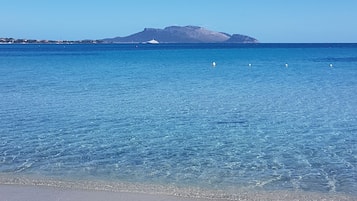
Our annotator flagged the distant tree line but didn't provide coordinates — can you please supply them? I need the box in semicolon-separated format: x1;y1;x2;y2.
0;38;104;44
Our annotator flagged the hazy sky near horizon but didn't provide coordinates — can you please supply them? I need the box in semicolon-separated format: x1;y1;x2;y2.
1;0;356;43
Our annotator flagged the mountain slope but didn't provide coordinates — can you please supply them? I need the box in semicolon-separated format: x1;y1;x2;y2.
103;26;258;43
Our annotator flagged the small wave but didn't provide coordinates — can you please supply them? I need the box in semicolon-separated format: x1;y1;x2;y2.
14;160;34;173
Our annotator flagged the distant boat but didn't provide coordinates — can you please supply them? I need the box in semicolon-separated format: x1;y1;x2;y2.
144;39;159;44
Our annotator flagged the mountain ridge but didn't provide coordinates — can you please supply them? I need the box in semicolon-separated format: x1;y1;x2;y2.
103;26;258;44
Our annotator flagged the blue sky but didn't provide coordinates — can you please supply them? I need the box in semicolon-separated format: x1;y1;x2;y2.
1;0;356;42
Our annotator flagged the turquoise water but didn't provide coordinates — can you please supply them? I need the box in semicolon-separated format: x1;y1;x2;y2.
0;44;356;195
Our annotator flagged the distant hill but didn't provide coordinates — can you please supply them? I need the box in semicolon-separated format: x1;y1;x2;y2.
103;26;258;43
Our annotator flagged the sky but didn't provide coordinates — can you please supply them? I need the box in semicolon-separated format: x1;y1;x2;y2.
0;0;356;43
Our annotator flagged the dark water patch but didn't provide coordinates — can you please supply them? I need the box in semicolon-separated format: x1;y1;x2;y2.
215;120;248;126
215;120;248;125
0;52;100;57
312;57;357;62
2;43;357;52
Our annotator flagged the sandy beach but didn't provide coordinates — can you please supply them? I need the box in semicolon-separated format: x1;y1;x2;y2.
0;184;209;201
0;184;357;201
1;175;356;201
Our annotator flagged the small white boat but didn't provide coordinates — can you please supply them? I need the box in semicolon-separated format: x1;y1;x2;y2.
144;39;159;44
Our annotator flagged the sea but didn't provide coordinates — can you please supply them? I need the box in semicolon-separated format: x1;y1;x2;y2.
0;43;356;197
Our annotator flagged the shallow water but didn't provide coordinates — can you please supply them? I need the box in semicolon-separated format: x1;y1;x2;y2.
0;44;356;196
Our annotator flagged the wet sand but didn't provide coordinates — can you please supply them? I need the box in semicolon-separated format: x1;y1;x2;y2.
1;184;356;201
0;175;356;201
0;185;206;201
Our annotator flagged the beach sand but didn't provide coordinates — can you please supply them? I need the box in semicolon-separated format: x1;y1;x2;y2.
1;184;356;201
0;175;356;201
0;185;206;201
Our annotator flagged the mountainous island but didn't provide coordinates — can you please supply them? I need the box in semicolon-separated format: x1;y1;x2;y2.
103;26;258;43
0;26;258;44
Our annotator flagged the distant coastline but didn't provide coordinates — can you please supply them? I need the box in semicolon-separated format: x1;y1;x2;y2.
0;38;102;44
1;25;258;44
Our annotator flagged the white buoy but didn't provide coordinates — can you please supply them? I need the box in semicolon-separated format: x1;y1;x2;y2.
329;64;333;68
248;63;252;67
285;63;289;67
212;61;216;67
